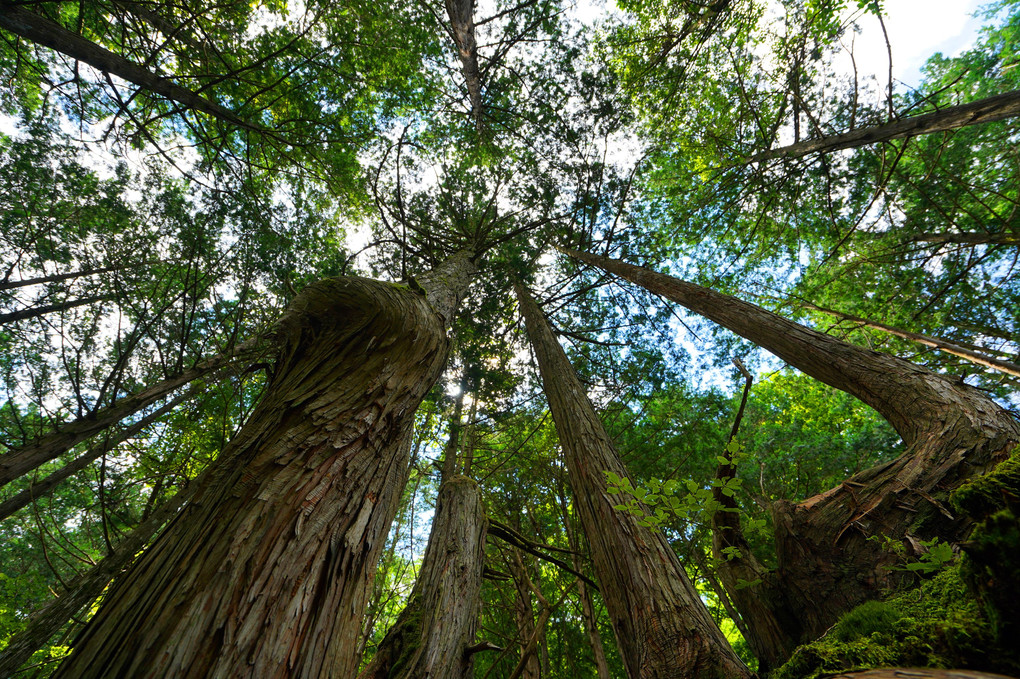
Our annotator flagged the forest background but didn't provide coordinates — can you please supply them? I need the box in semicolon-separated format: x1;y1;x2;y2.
0;0;1019;676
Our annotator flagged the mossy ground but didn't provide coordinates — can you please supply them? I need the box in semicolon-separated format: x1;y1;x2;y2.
771;446;1020;679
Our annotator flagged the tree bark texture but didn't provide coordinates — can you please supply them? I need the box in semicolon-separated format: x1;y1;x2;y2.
749;89;1020;162
0;343;255;488
358;475;487;679
52;254;475;678
562;247;1020;658
444;0;484;133
515;282;751;679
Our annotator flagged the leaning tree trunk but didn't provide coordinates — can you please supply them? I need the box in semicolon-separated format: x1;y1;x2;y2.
748;88;1020;162
358;474;487;679
515;283;751;679
561;247;1020;660
0;342;256;488
51;253;475;679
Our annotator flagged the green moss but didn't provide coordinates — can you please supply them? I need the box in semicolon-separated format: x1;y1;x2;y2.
952;449;1020;518
770;569;995;679
828;600;904;642
772;446;1020;679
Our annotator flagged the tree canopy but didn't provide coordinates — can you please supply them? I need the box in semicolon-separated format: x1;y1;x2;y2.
0;0;1018;676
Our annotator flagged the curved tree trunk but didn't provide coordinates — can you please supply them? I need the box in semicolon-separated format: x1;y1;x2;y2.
51;253;475;679
358;474;487;679
515;282;751;679
562;247;1020;662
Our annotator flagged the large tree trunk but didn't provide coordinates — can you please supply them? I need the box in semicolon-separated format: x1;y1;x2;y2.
515;282;751;679
51;253;475;678
358;474;487;679
561;247;1020;660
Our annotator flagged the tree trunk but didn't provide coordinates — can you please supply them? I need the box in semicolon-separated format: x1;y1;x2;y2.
559;486;612;679
710;361;798;674
508;549;543;679
561;247;1020;658
0;390;190;521
51;253;476;678
0;3;261;132
0;262;142;291
358;474;487;679
0;342;255;488
515;282;751;679
444;0;484;133
0;294;113;325
905;232;1020;247
748;89;1020;162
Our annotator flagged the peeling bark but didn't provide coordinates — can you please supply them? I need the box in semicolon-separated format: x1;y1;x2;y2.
561;247;1020;660
515;282;751;679
52;254;476;678
358;475;487;679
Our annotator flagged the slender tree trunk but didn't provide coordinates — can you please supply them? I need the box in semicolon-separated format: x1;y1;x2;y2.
0;2;262;132
904;232;1020;246
0;342;255;488
0;294;113;325
559;487;612;679
0;390;191;521
515;282;751;679
801;301;1020;379
561;247;1020;657
444;0;484;133
710;361;796;673
0;263;138;291
748;88;1020;161
51;253;476;678
508;549;543;679
358;474;487;679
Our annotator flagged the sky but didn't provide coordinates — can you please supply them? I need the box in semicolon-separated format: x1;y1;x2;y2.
846;0;989;89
